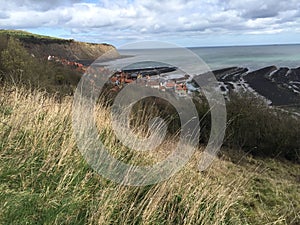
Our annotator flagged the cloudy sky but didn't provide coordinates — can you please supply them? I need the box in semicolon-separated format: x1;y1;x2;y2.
1;0;300;47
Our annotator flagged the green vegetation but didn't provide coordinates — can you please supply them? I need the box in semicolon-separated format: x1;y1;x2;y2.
0;29;73;43
225;94;300;161
125;93;300;162
0;85;299;224
0;35;81;94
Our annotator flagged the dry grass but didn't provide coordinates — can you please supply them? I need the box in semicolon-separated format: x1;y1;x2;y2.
0;84;299;224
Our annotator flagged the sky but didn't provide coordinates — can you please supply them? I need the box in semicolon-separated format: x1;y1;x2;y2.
0;0;300;47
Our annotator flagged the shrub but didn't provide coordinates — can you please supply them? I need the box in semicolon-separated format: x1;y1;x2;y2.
0;37;36;84
225;93;300;162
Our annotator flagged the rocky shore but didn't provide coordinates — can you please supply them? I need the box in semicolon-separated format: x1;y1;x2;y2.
192;66;300;106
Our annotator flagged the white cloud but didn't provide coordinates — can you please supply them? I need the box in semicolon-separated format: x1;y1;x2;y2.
0;0;300;45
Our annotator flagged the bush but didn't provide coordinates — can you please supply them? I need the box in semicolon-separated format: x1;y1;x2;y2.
0;37;36;84
225;93;300;162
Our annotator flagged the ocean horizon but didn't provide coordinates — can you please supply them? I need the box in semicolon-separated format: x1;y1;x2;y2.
117;44;300;72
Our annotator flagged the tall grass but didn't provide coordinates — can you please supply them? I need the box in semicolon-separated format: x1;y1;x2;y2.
0;84;299;224
0;84;243;224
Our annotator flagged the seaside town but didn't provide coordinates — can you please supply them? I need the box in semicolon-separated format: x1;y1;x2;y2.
48;54;194;97
109;68;192;97
50;53;297;103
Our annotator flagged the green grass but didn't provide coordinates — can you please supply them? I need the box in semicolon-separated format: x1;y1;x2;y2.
0;29;112;46
0;29;71;42
0;84;299;224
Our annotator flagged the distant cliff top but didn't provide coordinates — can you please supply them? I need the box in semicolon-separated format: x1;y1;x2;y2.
0;29;120;61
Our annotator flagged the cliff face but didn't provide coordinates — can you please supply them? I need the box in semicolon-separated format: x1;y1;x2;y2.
0;30;120;62
21;39;120;62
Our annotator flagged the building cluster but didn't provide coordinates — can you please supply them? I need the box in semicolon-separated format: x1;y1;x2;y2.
110;71;190;97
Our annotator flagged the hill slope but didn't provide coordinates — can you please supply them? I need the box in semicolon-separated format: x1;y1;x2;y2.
0;30;120;62
0;84;299;224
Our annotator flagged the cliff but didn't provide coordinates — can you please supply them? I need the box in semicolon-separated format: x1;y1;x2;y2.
0;30;120;62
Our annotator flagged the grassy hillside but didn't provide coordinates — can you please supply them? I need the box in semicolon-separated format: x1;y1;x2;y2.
0;34;83;94
0;29;120;63
0;29;68;42
0;84;299;224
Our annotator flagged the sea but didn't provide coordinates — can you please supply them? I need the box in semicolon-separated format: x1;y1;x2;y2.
113;44;300;72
